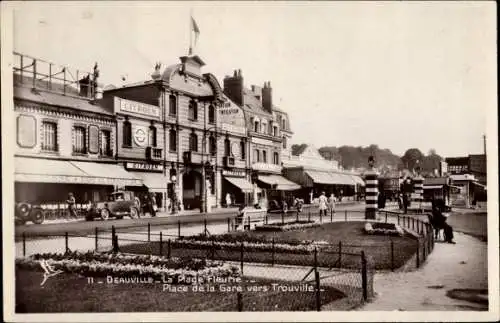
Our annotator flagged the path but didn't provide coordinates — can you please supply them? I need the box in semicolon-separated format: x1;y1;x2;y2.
360;231;488;311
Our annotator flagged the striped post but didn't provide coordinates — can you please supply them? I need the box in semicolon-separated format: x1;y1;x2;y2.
365;164;378;220
412;175;424;212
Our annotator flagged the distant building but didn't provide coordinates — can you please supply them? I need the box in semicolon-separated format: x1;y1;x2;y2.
445;154;487;207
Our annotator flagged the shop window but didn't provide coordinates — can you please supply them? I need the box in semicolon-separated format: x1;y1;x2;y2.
169;129;177;152
169;94;177;116
100;130;112;156
190;132;198;152
123;120;132;147
41;121;57;151
208;104;215;124
149;126;157;147
188;99;198;121
262;150;267;163
273;152;279;165
73;126;87;154
224;138;230;156
209;135;216;156
240;140;246;160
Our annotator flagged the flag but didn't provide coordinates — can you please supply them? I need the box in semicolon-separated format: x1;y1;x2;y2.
191;16;200;44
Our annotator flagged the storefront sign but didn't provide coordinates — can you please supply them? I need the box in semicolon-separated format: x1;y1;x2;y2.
251;137;273;146
133;126;148;147
219;100;246;135
222;170;246;177
125;162;163;172
114;97;161;119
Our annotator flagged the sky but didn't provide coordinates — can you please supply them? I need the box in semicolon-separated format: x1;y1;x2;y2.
8;1;496;157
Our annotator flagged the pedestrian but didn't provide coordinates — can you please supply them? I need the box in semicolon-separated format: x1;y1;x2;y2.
295;197;303;214
66;192;78;219
282;199;288;214
150;193;157;217
226;193;232;208
318;191;328;217
328;193;336;215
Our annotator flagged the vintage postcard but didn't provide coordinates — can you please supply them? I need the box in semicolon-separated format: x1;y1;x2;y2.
1;1;498;322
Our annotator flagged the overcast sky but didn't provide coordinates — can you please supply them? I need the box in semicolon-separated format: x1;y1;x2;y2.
10;1;496;157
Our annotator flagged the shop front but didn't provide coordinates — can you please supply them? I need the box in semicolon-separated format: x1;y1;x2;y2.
14;156;142;208
221;169;253;207
124;162;168;212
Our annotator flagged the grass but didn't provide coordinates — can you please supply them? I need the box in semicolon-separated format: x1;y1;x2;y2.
121;222;419;270
15;269;344;312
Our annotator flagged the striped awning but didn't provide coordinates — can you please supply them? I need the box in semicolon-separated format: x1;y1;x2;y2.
224;176;254;193
258;174;301;191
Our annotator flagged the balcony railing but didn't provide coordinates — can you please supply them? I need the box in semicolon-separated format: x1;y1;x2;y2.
146;147;163;161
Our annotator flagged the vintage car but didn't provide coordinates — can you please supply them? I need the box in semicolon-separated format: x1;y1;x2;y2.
15;202;45;225
85;191;140;221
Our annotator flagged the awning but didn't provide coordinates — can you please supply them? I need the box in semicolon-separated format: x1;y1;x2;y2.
130;172;168;191
224;176;254;193
15;157;142;187
258;174;301;191
304;170;356;186
351;175;366;186
424;185;444;190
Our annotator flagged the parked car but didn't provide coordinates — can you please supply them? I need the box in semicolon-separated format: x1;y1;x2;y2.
15;202;45;225
85;191;140;221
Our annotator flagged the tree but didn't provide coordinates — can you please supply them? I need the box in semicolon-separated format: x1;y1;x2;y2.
401;148;424;171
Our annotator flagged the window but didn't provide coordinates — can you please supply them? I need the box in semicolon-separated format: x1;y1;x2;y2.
208;104;215;124
188;99;198;120
254;121;259;132
282;136;287;149
41;121;57;151
254;149;260;163
224;138;230;156
100;130;111;156
169;95;177;116
282;118;286;129
273;126;278;137
73;126;87;154
123;120;132;147
273;152;279;165
149;126;157;147
261;122;267;134
262;150;267;163
189;132;198;152
169;129;177;152
209;135;216;156
268;122;273;135
240;140;246;160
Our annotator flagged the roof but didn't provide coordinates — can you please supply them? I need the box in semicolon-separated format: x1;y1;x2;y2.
14;85;113;116
241;87;272;117
424;177;450;186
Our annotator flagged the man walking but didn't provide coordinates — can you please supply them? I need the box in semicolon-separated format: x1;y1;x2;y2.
318;191;328;217
66;192;78;219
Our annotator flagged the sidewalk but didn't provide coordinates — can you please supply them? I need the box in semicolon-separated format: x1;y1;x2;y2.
360;231;488;311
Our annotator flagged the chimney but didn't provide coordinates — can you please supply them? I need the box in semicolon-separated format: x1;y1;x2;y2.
223;69;244;107
262;81;272;112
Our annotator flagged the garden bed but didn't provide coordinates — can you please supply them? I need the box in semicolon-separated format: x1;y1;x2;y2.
364;222;404;236
121;222;419;270
255;220;320;232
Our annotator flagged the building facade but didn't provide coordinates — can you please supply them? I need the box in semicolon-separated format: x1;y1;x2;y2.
13;52;141;211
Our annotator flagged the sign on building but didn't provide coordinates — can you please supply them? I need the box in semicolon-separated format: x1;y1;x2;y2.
114;97;161;120
219;99;246;135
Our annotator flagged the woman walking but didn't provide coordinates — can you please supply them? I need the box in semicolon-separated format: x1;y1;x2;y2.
318;191;328;217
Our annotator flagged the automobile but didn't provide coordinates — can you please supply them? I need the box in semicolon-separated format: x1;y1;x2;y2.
15;202;45;225
85;191;141;221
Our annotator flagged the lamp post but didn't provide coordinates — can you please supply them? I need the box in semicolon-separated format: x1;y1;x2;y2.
170;164;178;215
201;126;218;214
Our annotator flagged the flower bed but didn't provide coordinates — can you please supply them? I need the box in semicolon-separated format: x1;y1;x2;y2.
16;251;240;284
255;220;321;232
364;222;404;236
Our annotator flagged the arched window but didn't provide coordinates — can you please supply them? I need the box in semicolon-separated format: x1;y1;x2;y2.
273;152;279;165
149;125;157;147
224;138;230;156
169;129;177;152
208;104;215;124
262;150;267;163
169;94;177;116
188;99;198;120
123;119;132;147
282;136;287;149
190;132;198;152
240;140;246;160
254;121;259;132
209;135;216;156
254;149;260;163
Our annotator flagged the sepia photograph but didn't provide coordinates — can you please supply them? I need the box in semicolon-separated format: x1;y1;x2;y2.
1;1;498;322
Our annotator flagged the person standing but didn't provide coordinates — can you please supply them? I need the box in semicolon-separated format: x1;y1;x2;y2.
66;192;78;219
328;193;336;215
150;193;157;217
226;193;232;208
318;191;328;217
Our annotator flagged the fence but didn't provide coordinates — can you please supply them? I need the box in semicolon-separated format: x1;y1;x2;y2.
16;208;437;311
